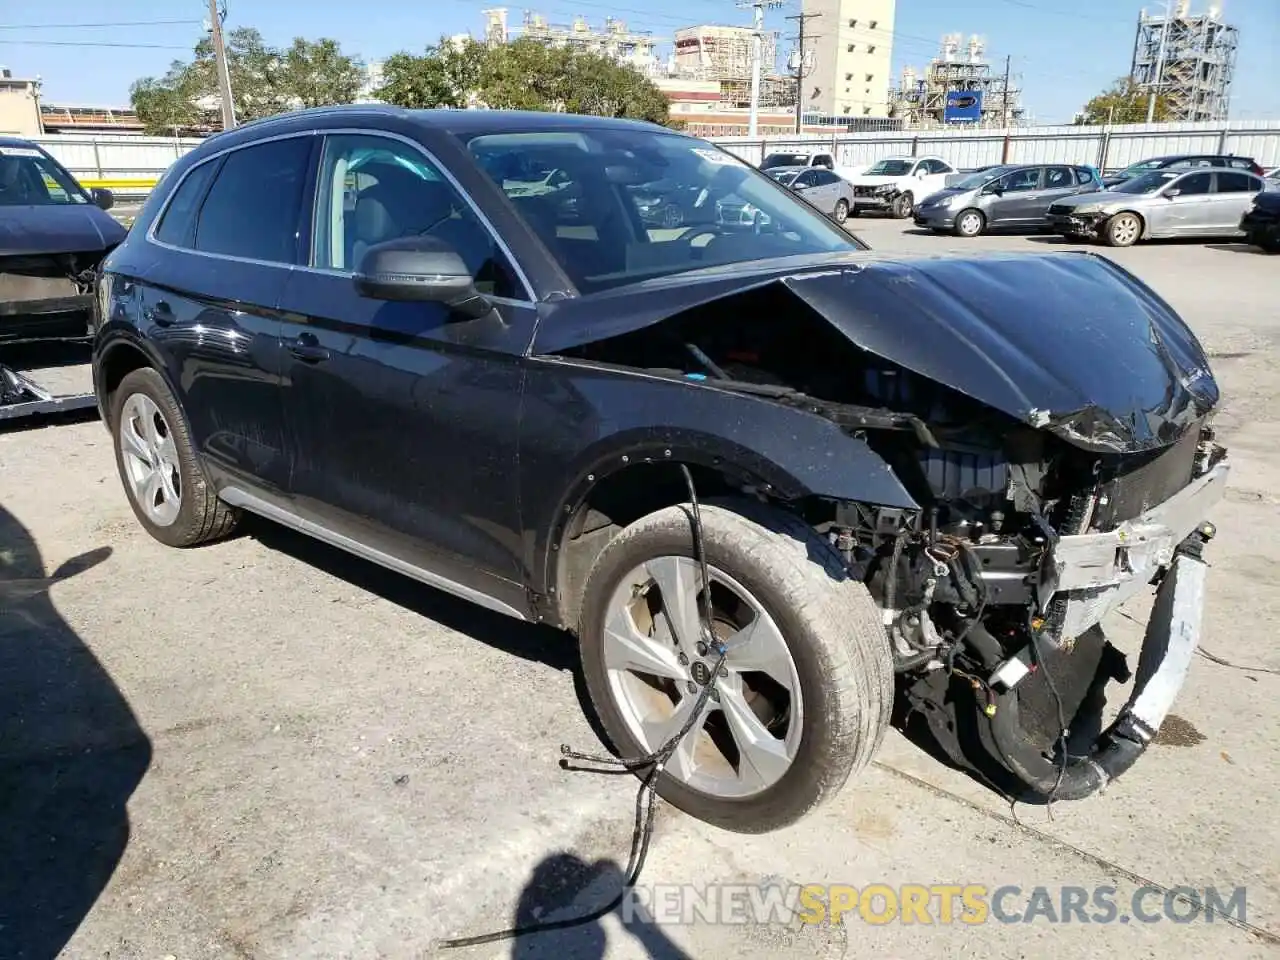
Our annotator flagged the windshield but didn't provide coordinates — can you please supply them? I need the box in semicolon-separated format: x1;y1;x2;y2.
950;165;1012;190
1112;170;1181;194
761;153;809;169
0;145;89;206
466;130;861;295
864;158;914;177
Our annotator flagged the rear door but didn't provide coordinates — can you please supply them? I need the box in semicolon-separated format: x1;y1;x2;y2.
138;134;313;495
274;130;535;600
1037;165;1080;209
807;170;844;212
1211;171;1264;234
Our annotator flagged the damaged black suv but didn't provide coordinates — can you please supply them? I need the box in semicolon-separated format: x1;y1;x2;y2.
93;107;1229;833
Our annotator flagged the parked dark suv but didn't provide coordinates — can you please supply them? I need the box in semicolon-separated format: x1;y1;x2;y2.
1102;153;1264;188
93;107;1228;833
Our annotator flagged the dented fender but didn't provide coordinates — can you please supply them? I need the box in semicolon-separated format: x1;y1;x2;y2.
518;356;918;601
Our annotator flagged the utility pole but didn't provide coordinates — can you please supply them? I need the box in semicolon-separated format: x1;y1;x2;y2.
1146;0;1172;123
1001;55;1010;127
209;0;237;130
785;10;820;134
739;0;784;139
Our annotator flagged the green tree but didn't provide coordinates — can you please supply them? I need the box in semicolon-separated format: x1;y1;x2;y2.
1076;77;1171;125
130;27;362;133
374;36;671;125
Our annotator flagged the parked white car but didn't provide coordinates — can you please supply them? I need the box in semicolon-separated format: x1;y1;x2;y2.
846;155;957;218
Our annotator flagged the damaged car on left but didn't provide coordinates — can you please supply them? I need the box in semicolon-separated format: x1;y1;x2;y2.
1;136;126;418
93;107;1228;835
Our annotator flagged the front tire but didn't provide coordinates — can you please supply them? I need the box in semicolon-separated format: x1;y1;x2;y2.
577;500;893;834
890;192;914;219
1104;212;1142;247
110;367;241;548
953;209;986;237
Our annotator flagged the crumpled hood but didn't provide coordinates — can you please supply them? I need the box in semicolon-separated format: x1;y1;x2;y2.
532;250;1218;454
0;204;127;257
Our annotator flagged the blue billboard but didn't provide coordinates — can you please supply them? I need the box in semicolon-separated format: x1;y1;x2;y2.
943;90;984;123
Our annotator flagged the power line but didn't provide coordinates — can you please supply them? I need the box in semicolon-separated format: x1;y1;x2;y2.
785;10;820;134
0;39;192;49
0;19;200;30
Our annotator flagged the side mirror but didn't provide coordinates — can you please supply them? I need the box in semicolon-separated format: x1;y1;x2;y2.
91;187;114;211
793;182;810;191
1164;188;1181;198
984;183;1004;196
353;236;492;320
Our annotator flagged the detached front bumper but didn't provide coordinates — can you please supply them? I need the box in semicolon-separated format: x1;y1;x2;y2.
988;458;1229;800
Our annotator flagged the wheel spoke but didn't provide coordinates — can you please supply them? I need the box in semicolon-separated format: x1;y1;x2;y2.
156;431;179;471
646;555;705;662
720;688;793;791
722;613;792;687
157;463;180;505
120;418;151;465
141;468;162;509
601;603;688;682
642;694;705;781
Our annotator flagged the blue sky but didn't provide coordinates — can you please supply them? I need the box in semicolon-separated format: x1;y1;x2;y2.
2;0;1276;124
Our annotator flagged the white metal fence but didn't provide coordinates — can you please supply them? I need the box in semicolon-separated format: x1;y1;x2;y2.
29;120;1280;198
710;120;1280;173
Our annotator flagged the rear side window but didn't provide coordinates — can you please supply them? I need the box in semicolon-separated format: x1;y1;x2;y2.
193;137;312;264
1216;171;1259;193
154;159;219;247
1075;167;1096;185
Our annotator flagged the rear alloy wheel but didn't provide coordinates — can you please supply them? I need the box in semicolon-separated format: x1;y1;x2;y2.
578;500;893;834
890;192;914;219
110;367;241;548
833;198;850;224
954;209;986;237
1104;212;1142;247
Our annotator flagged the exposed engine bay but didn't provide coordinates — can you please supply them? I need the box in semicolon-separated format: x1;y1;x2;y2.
1;251;102;344
552;273;1229;798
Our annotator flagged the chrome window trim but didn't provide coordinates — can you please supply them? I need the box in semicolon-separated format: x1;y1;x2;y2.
144;125;538;305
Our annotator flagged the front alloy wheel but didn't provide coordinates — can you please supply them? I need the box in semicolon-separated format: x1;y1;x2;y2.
1104;212;1142;247
954;209;985;237
578;499;893;833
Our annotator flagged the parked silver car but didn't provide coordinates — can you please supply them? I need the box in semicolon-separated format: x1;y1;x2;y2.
1047;167;1268;247
771;167;857;224
913;163;1103;237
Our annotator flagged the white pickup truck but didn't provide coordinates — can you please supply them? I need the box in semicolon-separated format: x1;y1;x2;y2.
758;150;867;181
846;155;958;218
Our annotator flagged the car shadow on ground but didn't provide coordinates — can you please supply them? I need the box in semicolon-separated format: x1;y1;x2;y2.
0;505;150;960
242;517;614;748
1204;242;1272;255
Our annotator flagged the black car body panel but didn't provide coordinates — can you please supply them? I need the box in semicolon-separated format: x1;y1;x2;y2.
532;250;1217;454
1241;190;1280;250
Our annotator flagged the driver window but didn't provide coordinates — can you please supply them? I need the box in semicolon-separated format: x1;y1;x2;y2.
312;133;520;298
1175;172;1212;195
1000;168;1041;192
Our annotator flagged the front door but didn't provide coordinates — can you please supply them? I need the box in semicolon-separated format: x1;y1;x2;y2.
1161;171;1216;234
275;131;537;600
985;167;1043;227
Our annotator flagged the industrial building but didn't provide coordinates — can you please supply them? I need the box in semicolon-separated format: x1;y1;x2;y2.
800;0;896;120
888;34;1024;128
481;8;663;75
1130;1;1237;122
672;24;777;82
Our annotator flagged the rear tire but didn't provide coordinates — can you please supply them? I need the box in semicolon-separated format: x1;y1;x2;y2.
110;367;241;548
577;499;893;834
833;199;850;224
1104;212;1142;247
953;209;986;237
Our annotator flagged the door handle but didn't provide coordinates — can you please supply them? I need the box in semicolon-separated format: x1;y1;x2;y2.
288;333;330;363
146;300;175;327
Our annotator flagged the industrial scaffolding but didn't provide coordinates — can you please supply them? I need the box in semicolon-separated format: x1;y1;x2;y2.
888;34;1025;128
513;11;664;73
1130;1;1237;122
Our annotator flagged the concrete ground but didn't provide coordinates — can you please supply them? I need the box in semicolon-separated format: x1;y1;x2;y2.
2;218;1279;960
